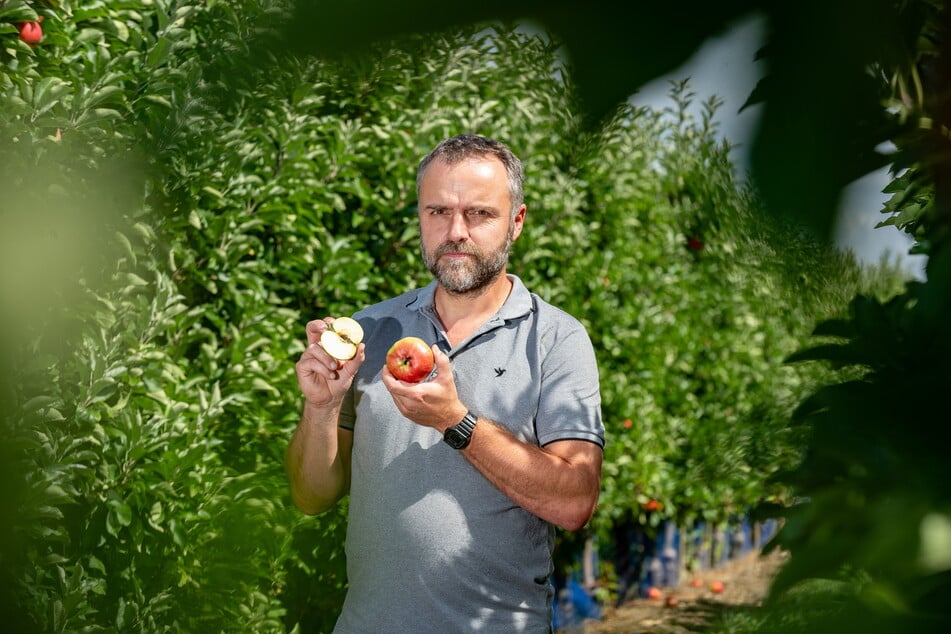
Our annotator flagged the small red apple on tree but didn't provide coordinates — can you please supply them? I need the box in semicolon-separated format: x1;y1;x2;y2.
687;236;704;252
17;20;43;47
643;499;662;512
385;337;435;383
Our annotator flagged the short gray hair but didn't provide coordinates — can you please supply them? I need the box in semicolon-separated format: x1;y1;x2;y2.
416;134;524;218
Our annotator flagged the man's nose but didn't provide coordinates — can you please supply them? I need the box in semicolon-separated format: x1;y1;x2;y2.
447;212;469;242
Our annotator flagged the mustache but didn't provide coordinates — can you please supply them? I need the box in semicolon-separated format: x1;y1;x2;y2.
433;241;479;258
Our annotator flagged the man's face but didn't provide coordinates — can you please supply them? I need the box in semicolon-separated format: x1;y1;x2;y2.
418;156;525;295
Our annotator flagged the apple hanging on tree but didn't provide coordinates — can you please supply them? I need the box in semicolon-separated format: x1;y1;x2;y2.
17;17;43;47
643;499;662;512
386;337;435;383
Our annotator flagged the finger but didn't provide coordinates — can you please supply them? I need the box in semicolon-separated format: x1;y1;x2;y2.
380;363;397;390
305;318;331;346
431;346;453;382
344;342;366;365
336;343;366;381
380;364;414;399
296;356;331;382
301;342;344;373
350;342;367;368
432;345;450;369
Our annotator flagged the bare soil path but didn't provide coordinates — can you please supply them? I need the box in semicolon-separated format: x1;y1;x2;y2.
564;549;789;634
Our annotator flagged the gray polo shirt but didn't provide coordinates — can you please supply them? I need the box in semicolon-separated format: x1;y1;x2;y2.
334;275;604;633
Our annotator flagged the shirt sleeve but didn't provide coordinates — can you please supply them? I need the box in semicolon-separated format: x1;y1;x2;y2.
338;384;356;431
534;318;605;448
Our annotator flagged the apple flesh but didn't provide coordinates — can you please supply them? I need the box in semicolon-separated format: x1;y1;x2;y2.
385;337;434;383
319;317;363;361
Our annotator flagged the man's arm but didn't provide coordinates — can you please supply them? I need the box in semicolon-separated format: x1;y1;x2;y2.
462;426;602;531
382;346;602;530
286;404;354;515
286;318;364;515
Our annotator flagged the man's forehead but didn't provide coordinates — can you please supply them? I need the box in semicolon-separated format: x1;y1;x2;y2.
426;154;503;173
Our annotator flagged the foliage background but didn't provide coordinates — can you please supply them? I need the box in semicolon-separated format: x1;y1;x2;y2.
1;0;932;632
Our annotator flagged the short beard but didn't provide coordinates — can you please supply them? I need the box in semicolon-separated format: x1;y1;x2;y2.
422;233;512;296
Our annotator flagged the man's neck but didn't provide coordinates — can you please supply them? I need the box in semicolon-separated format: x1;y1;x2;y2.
434;273;513;344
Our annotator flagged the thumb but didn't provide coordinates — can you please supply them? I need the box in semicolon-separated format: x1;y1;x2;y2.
432;344;451;373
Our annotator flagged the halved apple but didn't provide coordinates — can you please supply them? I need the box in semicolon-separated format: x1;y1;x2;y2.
319;317;364;360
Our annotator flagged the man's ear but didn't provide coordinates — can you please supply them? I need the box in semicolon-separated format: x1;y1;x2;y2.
511;204;526;241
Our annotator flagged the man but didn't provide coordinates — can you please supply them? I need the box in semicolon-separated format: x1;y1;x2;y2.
287;134;604;632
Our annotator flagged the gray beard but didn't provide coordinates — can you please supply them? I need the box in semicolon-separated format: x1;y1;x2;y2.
422;236;512;296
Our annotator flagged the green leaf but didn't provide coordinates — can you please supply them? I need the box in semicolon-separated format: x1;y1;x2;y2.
75;108;123;128
124;273;149;287
147;37;172;68
31;77;71;117
106;501;132;536
115;231;136;266
83;85;125;110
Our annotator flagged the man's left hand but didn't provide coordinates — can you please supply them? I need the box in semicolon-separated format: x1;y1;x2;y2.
381;345;468;433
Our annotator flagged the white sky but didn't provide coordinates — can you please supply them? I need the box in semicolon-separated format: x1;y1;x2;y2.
628;12;927;279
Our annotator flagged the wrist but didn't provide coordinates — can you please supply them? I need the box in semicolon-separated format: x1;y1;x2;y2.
441;404;470;434
302;399;341;423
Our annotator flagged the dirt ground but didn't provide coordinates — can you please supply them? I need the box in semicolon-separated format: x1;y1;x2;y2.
564;548;789;634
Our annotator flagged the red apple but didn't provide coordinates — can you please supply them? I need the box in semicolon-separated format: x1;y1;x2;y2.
710;580;725;594
689;577;704;588
687;236;704;252
18;21;43;47
644;499;662;512
665;595;679;607
386;337;434;383
647;586;662;600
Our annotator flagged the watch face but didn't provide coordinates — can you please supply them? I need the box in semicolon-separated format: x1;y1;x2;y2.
445;427;468;449
444;413;476;449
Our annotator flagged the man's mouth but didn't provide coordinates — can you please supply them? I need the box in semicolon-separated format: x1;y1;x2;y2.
437;244;476;260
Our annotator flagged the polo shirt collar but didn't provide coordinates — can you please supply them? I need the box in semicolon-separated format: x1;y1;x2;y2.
407;274;534;324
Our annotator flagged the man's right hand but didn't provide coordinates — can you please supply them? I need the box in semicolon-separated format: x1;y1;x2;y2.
295;318;365;408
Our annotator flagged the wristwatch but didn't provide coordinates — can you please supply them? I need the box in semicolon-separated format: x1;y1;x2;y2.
444;411;478;450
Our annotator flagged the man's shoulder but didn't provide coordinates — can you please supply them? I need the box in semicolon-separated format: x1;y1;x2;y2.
350;284;432;328
525;289;588;333
507;275;586;331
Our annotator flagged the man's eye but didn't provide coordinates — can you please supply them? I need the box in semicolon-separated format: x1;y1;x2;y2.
469;209;488;216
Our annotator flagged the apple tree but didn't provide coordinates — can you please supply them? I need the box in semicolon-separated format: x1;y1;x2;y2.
1;0;923;631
